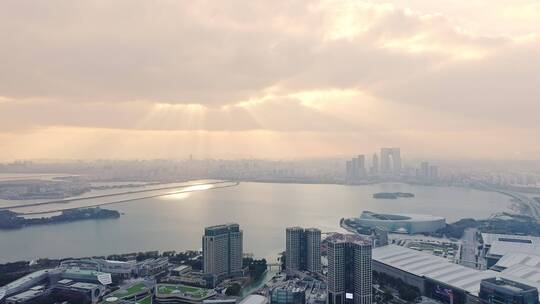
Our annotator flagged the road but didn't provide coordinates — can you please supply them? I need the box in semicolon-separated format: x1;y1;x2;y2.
3;181;239;215
460;228;480;269
473;182;540;221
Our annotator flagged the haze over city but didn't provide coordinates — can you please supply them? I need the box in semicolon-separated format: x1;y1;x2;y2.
1;0;540;160
3;2;540;304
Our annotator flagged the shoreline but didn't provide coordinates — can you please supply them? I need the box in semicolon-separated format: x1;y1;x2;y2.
8;181;240;215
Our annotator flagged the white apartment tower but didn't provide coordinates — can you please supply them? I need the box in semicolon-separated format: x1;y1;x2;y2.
203;223;243;285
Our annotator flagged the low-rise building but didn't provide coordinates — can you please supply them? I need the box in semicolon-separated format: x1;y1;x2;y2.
239;295;269;304
479;278;538;304
154;283;216;304
271;285;306;304
481;234;540;268
137;257;169;277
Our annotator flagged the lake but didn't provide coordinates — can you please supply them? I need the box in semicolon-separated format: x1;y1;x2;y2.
0;182;513;263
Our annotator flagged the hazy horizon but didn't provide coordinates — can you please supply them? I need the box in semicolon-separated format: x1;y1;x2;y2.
1;0;540;160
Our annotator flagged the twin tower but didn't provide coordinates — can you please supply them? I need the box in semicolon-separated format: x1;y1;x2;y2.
285;227;322;273
286;227;373;304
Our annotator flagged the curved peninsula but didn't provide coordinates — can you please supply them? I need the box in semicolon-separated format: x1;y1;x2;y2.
373;192;415;199
0;207;120;230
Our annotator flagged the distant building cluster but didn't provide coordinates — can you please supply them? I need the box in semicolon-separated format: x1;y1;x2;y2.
344;147;443;185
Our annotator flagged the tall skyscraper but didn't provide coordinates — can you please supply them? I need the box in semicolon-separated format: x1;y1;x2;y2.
380;148;392;174
345;160;353;182
346;155;367;182
203;223;243;285
327;234;372;304
357;155;366;178
380;147;401;176
286;227;321;274
391;148;401;175
351;158;359;180
305;228;322;273
286;227;305;272
421;162;430;179
429;165;439;181
370;154;379;175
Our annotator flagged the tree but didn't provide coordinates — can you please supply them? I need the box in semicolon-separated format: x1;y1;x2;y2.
225;283;242;296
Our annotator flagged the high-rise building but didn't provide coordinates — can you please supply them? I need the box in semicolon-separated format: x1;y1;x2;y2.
345;155;367;182
370;154;379;175
327;234;372;304
286;227;321;274
371;227;388;247
479;277;538;304
380;148;401;176
203;223;243;285
345;161;353;182
391;148;401;175
305;228;322;273
351;158;359;180
357;155;366;178
286;227;305;272
429;165;439;181
380;148;392;174
420;162;430;179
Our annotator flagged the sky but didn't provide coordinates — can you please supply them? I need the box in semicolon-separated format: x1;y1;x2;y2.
1;0;539;161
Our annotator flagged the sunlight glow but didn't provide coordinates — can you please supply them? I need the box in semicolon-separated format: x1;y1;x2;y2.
381;35;487;60
162;184;215;200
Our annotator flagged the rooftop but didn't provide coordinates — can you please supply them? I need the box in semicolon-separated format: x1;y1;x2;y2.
107;281;150;299
492;253;540;270
482;233;540;258
481;234;540;246
359;211;445;222
173;265;191;272
205;223;241;236
155;284;214;299
482;277;537;293
325;233;371;245
239;294;268;304
6;289;46;302
373;245;497;296
374;245;540;299
70;282;101;290
2;269;59;294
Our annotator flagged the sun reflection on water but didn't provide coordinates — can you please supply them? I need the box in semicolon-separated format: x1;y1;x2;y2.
161;184;215;200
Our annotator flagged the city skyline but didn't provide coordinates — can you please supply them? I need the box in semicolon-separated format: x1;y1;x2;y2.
2;1;540;304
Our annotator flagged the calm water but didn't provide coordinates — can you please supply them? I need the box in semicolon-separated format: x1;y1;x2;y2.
0;182;513;263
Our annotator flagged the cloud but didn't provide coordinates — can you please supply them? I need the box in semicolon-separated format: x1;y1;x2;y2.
0;0;540;159
0;0;512;105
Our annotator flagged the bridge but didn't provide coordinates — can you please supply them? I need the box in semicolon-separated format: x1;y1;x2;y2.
474;182;540;221
267;263;282;270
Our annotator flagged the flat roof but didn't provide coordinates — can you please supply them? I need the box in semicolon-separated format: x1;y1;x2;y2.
481;234;540;246
373;245;497;296
6;289;45;301
2;269;59;294
70;282;100;290
375;245;540;299
156;284;213;299
239;295;268;304
493;253;540;269
360;211;445;222
173;265;191;271
488;242;540;258
325;233;371;245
